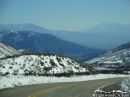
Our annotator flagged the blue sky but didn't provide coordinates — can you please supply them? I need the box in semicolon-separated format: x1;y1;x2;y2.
0;0;130;31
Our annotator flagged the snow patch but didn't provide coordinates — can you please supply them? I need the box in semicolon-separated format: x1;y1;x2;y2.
0;74;129;90
120;77;130;94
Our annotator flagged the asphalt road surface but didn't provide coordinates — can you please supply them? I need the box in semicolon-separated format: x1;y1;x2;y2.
0;77;127;97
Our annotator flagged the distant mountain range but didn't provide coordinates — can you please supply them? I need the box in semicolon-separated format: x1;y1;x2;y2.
0;30;103;61
0;22;130;49
0;23;50;33
83;22;130;33
85;41;130;67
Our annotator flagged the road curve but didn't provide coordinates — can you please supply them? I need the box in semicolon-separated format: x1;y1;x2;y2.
0;77;127;97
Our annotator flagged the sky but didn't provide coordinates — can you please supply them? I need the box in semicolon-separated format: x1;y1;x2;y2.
0;0;130;31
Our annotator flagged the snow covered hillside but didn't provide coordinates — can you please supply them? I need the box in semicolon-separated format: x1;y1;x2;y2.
85;42;130;67
0;54;93;76
0;43;21;58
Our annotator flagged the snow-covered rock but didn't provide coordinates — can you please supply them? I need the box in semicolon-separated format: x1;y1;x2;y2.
120;77;130;94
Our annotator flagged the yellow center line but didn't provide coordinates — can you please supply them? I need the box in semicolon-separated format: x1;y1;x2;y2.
28;84;77;97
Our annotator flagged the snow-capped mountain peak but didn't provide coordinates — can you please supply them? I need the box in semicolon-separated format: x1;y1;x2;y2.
2;29;18;34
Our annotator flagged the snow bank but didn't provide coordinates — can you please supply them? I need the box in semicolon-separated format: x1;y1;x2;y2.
120;77;130;93
0;74;129;90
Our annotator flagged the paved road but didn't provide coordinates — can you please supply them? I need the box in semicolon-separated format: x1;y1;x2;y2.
0;77;127;97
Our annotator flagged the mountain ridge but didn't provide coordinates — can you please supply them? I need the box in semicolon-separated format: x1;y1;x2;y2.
83;22;130;33
0;29;103;61
85;41;130;67
0;23;130;49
